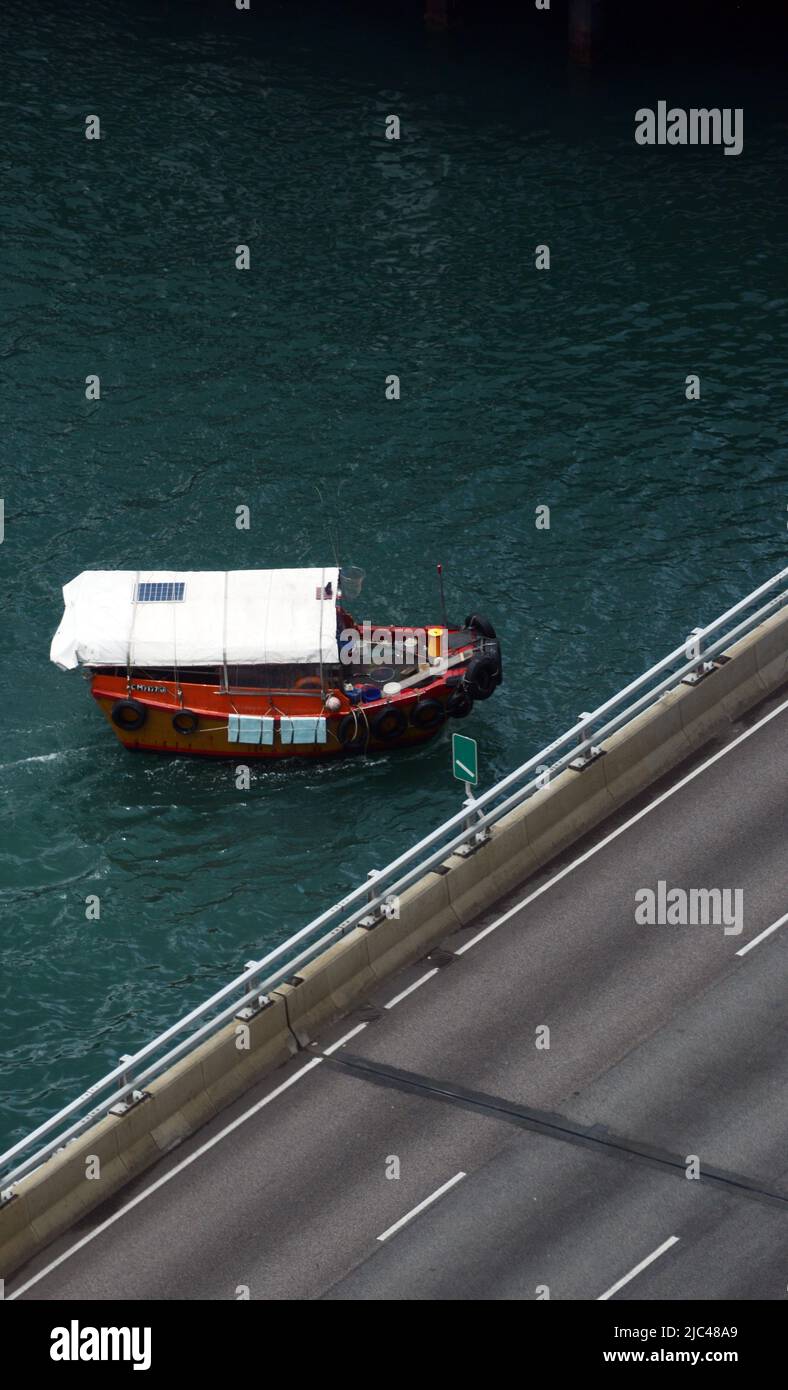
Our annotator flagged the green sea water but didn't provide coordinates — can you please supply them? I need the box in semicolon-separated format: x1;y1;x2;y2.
1;0;786;1149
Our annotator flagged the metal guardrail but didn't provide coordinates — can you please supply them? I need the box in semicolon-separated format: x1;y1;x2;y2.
2;566;787;1197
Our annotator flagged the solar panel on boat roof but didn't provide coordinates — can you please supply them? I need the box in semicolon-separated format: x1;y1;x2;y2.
135;581;185;603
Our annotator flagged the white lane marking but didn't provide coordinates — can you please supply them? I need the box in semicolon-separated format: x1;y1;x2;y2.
322;1022;368;1054
8;1056;326;1300
376;1171;466;1243
597;1235;680;1301
384;969;439;1009
456;693;788;957
736;909;788;957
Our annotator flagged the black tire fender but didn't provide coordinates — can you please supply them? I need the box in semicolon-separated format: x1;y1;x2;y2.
111;699;148;732
410;697;445;730
172;710;199;735
337;712;365;747
370;706;407;741
447;687;474;719
464;613;497;640
464;655;498;701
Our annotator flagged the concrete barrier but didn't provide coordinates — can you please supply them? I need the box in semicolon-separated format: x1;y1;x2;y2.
440;805;538;927
274;877;464;1045
365;871;461;982
22;1116;128;1256
677;642;763;748
755;607;788;690
602;685;693;805
678;607;787;745
273;927;377;1047
2;602;786;1281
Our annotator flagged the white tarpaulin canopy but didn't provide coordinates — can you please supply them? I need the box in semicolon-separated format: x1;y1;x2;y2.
50;568;341;670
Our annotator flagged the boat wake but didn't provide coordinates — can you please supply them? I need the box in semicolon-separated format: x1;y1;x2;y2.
0;747;91;772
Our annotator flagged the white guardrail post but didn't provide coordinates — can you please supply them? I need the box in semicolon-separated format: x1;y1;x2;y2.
1;566;786;1196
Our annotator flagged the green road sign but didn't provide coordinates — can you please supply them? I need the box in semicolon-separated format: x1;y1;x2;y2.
452;732;478;786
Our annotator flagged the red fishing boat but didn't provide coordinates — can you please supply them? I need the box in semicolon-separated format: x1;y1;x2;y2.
50;567;502;760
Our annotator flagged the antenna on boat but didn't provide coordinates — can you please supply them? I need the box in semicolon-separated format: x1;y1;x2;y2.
436;562;449;629
315;483;341;569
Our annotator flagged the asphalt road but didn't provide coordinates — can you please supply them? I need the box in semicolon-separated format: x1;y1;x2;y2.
9;690;788;1301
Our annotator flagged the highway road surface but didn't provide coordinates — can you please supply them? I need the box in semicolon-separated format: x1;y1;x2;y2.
8;689;788;1301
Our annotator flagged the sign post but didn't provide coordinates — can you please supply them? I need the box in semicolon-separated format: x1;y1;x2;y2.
452;733;481;842
452;732;478;789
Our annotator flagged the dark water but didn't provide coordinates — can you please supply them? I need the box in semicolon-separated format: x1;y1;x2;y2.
1;0;786;1149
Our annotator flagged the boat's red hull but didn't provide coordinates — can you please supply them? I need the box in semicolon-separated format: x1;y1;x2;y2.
91;656;475;760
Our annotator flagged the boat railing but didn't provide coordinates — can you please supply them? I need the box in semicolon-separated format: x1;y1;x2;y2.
2;565;787;1196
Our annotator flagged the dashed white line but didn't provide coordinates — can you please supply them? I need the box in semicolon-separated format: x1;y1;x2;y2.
736;909;788;957
323;1022;369;1054
456;693;788;958
597;1235;680;1301
384;969;439;1010
376;1171;466;1243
